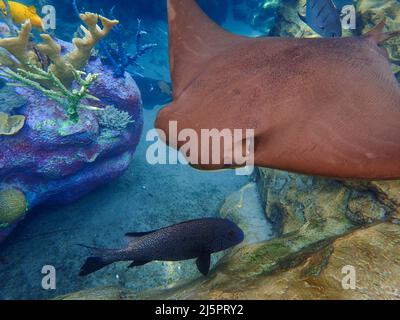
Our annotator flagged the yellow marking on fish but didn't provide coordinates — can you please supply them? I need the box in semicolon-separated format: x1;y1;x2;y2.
0;1;43;30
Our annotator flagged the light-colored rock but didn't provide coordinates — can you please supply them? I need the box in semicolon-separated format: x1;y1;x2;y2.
219;182;274;244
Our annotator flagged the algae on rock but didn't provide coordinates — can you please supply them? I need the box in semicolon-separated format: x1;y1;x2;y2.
0;111;25;135
256;168;390;236
0;188;27;226
356;0;400;79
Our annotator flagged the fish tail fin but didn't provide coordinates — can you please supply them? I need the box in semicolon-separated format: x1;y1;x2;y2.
77;244;116;276
366;18;400;44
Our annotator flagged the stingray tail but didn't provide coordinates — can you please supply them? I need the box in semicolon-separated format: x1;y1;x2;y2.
77;244;117;276
365;18;400;44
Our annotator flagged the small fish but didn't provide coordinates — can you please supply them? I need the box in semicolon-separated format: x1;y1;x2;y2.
298;0;342;37
79;218;244;276
0;1;43;30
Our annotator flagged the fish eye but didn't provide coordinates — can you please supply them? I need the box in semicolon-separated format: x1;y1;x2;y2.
228;230;235;238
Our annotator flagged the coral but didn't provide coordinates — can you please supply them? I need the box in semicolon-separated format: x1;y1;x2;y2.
0;12;118;88
0;8;143;244
0;63;100;122
72;1;156;78
0;20;36;69
100;18;157;78
0;188;27;226
0;111;25;135
68;13;119;72
94;105;134;131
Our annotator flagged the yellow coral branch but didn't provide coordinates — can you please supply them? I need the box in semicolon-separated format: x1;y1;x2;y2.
0;20;35;66
36;34;75;85
67;13;119;71
0;12;118;89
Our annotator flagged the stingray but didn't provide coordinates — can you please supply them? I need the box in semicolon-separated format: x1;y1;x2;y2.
155;0;400;180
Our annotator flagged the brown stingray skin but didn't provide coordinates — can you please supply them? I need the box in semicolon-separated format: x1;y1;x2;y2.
155;0;400;180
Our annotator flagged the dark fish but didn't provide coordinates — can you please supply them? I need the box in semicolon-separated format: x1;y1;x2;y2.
298;0;342;37
79;218;244;276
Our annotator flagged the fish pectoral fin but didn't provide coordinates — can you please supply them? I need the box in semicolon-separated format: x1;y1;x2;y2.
127;260;150;268
196;253;211;276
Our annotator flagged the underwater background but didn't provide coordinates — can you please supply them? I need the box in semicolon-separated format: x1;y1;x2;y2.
0;0;399;300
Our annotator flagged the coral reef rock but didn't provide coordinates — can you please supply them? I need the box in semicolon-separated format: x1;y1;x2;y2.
0;17;143;243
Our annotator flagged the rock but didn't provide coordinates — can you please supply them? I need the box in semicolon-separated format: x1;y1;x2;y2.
356;0;400;79
0;188;27;226
219;182;274;244
59;222;400;300
55;286;135;300
343;181;400;218
257;169;391;235
0;47;143;243
134;222;400;300
87;59;142;112
269;0;317;38
0;112;25;136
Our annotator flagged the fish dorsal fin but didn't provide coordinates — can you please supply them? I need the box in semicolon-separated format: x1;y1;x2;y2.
168;0;245;98
124;231;155;243
29;6;37;14
365;18;400;44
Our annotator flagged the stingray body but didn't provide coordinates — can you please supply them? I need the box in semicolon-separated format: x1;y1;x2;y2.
156;0;400;180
